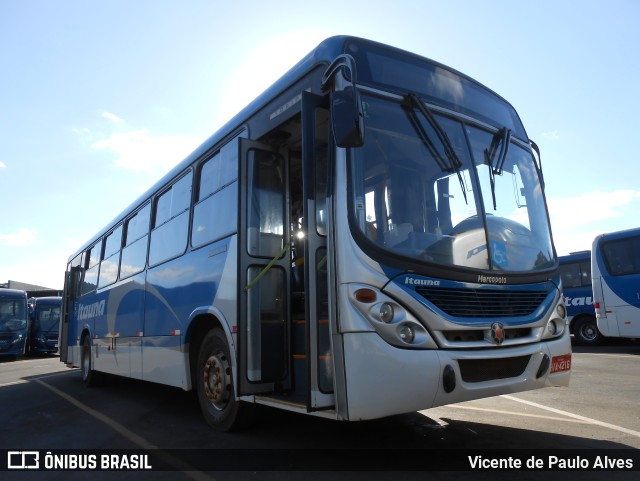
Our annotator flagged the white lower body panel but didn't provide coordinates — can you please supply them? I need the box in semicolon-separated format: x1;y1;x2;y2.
342;331;571;421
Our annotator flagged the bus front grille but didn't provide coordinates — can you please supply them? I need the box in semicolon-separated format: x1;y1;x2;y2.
416;287;548;318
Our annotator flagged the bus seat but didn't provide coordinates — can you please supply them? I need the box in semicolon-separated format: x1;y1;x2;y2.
384;223;413;247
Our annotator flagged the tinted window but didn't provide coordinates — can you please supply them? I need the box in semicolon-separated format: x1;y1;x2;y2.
104;225;122;258
247;150;284;258
192;137;241;248
149;171;192;265
198;141;238;200
192;182;237;247
126;203;151;244
348;41;527;139
602;235;640;276
81;244;100;295
121;204;150;278
99;226;122;288
155;173;192;227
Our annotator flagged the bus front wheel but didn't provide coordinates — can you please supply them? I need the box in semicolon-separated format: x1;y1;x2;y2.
196;328;252;431
573;317;602;346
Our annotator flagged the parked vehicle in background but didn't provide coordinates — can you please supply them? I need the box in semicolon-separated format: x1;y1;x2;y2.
592;227;640;340
0;289;29;357
28;296;61;355
559;251;602;345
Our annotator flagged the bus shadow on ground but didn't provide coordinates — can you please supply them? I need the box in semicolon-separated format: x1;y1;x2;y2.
571;338;640;355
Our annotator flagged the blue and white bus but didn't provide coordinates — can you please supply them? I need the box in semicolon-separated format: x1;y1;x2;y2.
60;36;571;431
0;289;29;357
592;227;640;339
28;296;62;355
559;251;602;345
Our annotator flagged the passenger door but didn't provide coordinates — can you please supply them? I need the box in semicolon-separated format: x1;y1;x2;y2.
301;92;335;410
238;139;291;395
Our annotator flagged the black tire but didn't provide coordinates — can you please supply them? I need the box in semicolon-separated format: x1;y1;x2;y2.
80;336;103;387
573;317;602;346
196;328;252;431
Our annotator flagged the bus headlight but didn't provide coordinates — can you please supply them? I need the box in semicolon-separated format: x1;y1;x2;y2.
556;304;566;319
379;303;394;323
347;284;437;349
542;297;567;340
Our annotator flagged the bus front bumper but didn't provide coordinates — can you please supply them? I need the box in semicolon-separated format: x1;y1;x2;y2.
341;331;571;421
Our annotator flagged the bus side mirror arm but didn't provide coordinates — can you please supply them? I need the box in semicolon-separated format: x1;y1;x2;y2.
321;54;365;148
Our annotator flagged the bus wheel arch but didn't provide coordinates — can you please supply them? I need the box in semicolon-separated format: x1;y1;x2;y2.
188;314;231;388
571;315;602;345
195;327;252;431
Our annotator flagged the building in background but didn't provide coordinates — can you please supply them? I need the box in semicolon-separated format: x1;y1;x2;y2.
1;280;62;298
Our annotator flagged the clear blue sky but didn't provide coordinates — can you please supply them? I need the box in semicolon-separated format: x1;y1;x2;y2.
1;0;638;289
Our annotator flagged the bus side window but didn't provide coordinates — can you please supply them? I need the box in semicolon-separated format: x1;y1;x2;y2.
192;142;239;248
246;150;285;258
98;225;122;288
81;244;100;295
560;262;581;289
120;203;150;278
149;171;192;266
579;261;591;286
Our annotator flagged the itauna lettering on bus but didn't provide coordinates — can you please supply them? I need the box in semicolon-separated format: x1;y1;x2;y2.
77;300;106;320
404;277;441;287
565;296;593;307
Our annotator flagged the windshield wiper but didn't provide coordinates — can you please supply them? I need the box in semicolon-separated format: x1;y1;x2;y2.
403;93;467;204
483;127;511;210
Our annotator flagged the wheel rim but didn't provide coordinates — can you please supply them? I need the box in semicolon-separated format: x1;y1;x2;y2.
579;323;597;342
202;351;231;411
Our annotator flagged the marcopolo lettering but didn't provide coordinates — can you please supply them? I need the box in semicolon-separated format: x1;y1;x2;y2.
77;300;106;321
477;275;507;284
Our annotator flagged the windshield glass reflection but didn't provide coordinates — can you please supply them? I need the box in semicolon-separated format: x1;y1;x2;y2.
351;93;554;273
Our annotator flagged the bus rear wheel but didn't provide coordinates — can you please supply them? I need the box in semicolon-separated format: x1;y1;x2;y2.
80;336;103;387
573;317;602;346
196;328;252;431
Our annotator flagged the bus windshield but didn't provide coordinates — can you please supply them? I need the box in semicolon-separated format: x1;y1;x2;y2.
351;93;554;273
34;304;61;333
0;299;27;332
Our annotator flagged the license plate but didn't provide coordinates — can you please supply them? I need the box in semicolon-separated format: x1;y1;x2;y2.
551;354;571;373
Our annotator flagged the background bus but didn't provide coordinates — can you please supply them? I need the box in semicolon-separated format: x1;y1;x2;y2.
60;36;570;431
558;251;602;345
0;288;29;357
592;227;640;339
27;296;61;355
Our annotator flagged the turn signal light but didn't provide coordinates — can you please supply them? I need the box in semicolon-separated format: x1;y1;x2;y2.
354;288;377;303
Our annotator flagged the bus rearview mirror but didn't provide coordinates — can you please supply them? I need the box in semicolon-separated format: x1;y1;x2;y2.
331;87;365;148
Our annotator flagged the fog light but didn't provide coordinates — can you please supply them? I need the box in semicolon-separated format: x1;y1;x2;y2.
380;303;394;323
548;320;557;335
398;324;415;343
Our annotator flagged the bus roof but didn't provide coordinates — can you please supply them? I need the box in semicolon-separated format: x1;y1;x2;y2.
28;296;62;303
0;289;27;299
67;35;522;263
593;226;640;246
559;251;590;263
